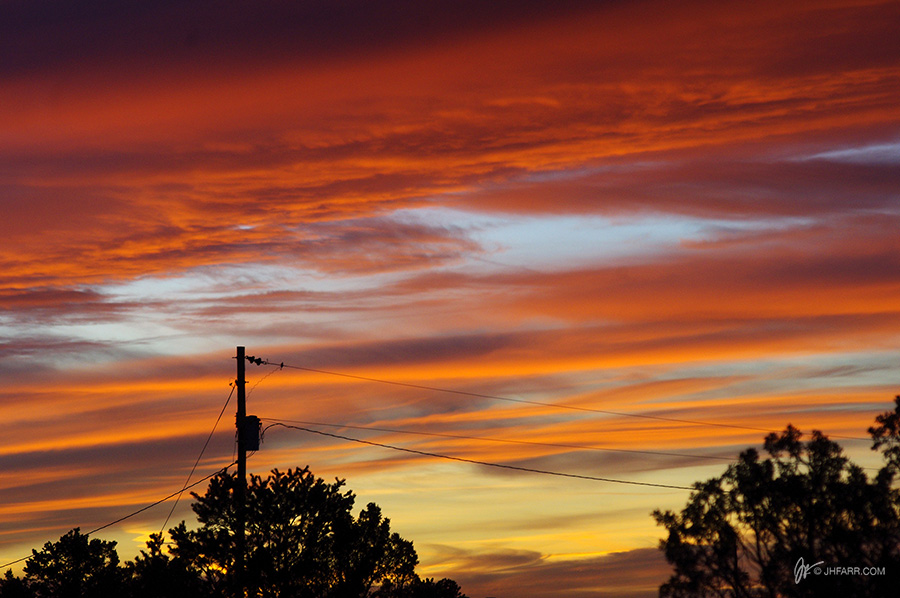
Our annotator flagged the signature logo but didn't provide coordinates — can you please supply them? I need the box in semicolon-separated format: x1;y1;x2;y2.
794;557;824;584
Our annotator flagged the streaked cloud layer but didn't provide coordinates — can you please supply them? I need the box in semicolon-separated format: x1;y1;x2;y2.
2;1;899;595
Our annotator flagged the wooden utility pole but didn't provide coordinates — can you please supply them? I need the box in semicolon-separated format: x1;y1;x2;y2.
235;346;247;598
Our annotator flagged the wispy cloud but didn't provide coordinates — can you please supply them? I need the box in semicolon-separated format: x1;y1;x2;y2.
422;546;670;598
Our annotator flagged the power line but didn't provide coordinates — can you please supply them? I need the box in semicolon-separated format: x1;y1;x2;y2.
0;461;237;571
263;422;693;491
90;461;236;536
249;357;869;441
247;364;282;397
159;384;235;535
260;417;736;463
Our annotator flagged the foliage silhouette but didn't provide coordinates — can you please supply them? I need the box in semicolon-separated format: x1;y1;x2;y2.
0;570;35;598
1;466;466;598
375;577;467;598
654;399;900;598
169;466;425;597
868;395;900;472
19;529;122;598
124;533;204;598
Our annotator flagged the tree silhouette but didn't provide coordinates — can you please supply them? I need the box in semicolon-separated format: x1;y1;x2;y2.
2;466;466;598
124;533;204;598
374;577;467;598
653;401;900;598
20;529;123;598
168;466;461;598
0;569;32;598
868;395;900;472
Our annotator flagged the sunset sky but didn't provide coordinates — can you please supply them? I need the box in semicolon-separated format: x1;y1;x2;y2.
2;1;900;596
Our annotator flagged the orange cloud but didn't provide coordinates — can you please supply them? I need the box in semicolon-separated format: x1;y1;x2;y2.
423;546;670;598
2;0;898;293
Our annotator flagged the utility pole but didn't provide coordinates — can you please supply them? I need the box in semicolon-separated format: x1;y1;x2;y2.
235;346;247;598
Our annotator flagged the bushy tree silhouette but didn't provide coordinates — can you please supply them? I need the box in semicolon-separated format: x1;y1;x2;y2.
374;577;467;598
869;395;900;472
654;400;900;598
124;533;203;598
1;466;466;598
20;529;122;598
0;569;33;598
169;466;423;597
